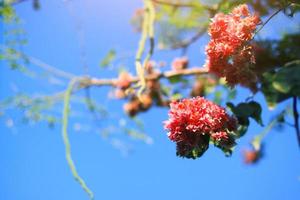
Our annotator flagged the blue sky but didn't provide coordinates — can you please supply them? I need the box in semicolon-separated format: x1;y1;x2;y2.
1;1;300;200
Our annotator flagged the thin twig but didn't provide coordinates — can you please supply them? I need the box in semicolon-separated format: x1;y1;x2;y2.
293;96;300;148
168;28;207;49
0;45;76;79
63;0;89;74
254;2;292;37
252;109;287;151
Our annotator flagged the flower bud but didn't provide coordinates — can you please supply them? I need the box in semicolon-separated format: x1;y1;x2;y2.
171;57;189;71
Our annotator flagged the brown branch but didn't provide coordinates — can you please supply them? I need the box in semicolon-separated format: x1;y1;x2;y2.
79;67;208;88
293;96;300;148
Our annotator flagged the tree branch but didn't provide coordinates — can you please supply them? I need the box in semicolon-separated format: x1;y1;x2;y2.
82;67;208;88
167;28;207;50
254;2;292;37
293;96;300;148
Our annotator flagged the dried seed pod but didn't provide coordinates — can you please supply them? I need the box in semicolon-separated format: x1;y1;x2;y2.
139;94;153;111
123;100;140;117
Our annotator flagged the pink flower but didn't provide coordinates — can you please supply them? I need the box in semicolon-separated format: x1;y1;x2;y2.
164;97;237;158
205;4;261;91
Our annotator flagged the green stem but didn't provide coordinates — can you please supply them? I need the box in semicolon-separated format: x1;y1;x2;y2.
62;78;94;200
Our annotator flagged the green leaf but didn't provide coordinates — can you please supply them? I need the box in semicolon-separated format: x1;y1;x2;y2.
226;102;235;111
99;49;116;68
226;101;263;126
168;75;183;84
261;71;290;108
261;61;300;108
248;101;263;126
234;103;254;118
235;122;249;138
272;62;300;96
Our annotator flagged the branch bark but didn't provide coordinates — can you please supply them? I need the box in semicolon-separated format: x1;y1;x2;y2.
293;96;300;148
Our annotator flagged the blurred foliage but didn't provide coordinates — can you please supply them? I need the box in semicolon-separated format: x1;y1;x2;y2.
0;93;61;128
261;61;300;108
252;33;300;108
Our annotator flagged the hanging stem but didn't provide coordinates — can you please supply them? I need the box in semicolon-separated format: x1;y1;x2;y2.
293;96;300;148
252;117;277;151
142;0;155;67
252;109;287;151
62;78;94;200
135;0;156;99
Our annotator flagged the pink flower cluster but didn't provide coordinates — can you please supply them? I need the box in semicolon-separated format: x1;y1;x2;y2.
205;4;261;91
164;97;237;158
